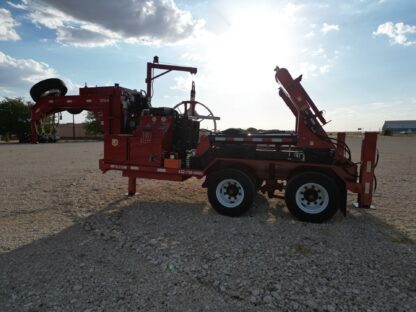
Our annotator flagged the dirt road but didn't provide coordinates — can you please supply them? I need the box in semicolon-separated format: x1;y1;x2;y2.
0;136;415;311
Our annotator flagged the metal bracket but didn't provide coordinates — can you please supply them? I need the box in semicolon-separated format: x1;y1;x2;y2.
352;202;376;209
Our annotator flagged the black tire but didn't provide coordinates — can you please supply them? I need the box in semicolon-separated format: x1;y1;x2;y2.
247;173;262;192
67;109;83;114
207;169;255;217
255;178;263;191
285;172;340;223
30;78;67;102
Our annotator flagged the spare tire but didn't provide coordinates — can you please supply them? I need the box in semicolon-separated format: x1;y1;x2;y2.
30;78;68;102
67;109;83;114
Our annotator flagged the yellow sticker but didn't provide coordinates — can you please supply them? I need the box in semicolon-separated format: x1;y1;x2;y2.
112;138;119;147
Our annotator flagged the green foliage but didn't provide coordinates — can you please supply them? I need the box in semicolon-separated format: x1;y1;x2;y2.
391;234;413;244
40;115;55;134
0;97;33;141
291;243;313;256
83;111;103;135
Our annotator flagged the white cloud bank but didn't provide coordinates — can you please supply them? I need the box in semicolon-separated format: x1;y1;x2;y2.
373;22;416;46
0;51;78;100
0;8;20;41
321;23;339;34
0;51;55;87
9;0;203;47
0;50;81;101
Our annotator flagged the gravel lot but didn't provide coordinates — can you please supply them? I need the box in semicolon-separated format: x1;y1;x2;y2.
0;136;415;311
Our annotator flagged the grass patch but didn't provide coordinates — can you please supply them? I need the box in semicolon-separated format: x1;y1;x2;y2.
391;235;414;244
319;227;334;237
291;243;313;256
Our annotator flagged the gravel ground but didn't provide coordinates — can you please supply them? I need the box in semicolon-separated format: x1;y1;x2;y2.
0;136;415;311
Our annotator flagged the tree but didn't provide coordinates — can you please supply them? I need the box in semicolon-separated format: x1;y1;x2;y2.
83;111;103;135
0;97;33;141
40;115;55;134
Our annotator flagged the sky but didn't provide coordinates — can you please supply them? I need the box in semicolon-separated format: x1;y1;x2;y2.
0;0;415;131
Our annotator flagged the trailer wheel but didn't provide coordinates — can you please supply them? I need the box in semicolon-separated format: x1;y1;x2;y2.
285;172;339;223
30;78;68;102
208;169;255;217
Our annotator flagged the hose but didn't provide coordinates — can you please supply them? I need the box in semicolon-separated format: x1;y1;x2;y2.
316;133;352;160
374;149;380;168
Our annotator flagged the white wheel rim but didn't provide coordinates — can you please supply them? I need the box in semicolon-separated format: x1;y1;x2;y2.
295;183;329;214
216;179;245;208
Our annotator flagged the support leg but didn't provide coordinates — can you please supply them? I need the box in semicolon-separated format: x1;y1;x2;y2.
357;132;378;208
31;120;38;143
128;176;137;196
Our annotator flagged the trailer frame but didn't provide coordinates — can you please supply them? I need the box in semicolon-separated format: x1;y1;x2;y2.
30;58;378;222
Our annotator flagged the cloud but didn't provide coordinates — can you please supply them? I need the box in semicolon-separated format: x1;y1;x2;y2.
305;31;315;38
312;48;325;56
373;22;416;46
283;2;303;20
321;23;339;34
26;1;69;29
7;1;28;10
0;50;81;99
13;0;203;47
298;46;341;76
0;51;57;99
299;62;332;76
299;62;318;77
56;25;120;47
319;64;331;73
0;8;21;41
170;74;207;93
170;76;193;92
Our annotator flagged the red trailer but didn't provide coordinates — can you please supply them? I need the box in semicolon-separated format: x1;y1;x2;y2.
30;57;378;222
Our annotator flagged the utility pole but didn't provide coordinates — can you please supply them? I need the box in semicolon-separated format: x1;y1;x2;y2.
72;114;75;139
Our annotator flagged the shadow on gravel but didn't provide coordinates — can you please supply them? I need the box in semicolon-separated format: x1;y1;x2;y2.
1;196;415;311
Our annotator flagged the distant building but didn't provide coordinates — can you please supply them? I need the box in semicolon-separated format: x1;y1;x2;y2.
56;123;102;139
382;120;416;134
